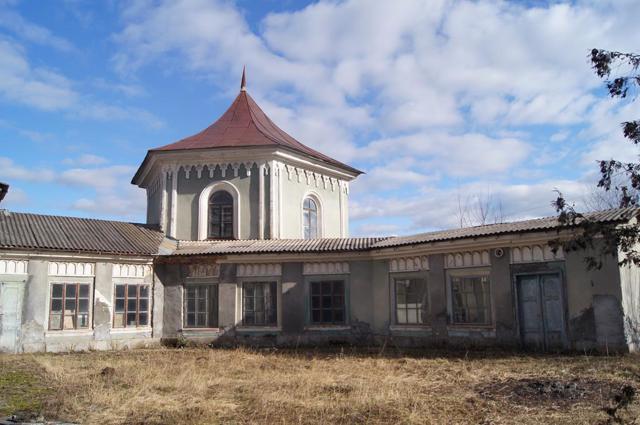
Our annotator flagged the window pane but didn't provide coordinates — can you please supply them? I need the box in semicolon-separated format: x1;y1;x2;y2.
79;299;89;313
186;313;196;327
127;299;137;313
139;298;149;313
78;314;89;328
140;285;150;298
127;312;137;326
114;312;125;328
49;314;62;330
311;282;321;295
312;310;321;323
51;299;63;313
333;309;344;323
65;284;76;298
321;281;331;294
322;309;332;322
332;281;344;294
63;315;75;330
79;284;89;298
52;284;63;298
116;285;125;298
115;299;125;312
139;313;148;326
65;298;76;313
128;285;137;298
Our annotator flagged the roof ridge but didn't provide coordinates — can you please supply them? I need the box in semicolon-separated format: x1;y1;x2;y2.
3;210;156;229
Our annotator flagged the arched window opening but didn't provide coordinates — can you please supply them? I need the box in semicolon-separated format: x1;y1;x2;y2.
303;197;318;239
208;191;234;239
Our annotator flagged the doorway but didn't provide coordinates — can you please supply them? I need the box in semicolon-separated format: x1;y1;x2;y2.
516;273;566;350
0;282;22;353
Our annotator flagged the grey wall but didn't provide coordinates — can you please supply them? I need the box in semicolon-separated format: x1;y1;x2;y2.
175;164;257;240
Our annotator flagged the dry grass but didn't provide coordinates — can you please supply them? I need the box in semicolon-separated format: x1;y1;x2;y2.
2;347;640;424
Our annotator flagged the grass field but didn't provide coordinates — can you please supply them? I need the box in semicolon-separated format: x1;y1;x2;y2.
1;347;639;424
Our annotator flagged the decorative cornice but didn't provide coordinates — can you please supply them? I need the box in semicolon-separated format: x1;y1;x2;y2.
511;244;564;264
48;261;95;277
0;259;28;275
303;262;350;275
445;250;490;269
389;256;429;273
237;263;282;277
112;264;152;278
188;264;220;278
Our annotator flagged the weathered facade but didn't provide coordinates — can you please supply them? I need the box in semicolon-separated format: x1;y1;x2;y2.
1;73;639;353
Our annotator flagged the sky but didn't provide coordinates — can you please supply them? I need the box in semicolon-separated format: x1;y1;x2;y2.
0;0;639;237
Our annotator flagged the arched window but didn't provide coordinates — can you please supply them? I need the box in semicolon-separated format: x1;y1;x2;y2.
303;197;318;239
208;191;234;239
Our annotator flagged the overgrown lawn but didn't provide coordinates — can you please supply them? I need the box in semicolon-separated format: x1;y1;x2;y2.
1;347;639;424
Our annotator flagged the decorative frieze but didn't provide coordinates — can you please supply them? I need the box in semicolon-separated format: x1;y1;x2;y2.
511;244;564;264
112;264;152;278
237;263;282;277
187;264;220;278
303;262;350;275
445;251;490;269
48;262;94;277
389;256;429;273
0;259;28;275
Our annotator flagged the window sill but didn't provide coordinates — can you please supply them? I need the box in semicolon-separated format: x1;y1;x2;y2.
304;325;351;332
236;326;281;332
45;329;94;337
447;324;494;330
389;325;432;332
111;327;152;334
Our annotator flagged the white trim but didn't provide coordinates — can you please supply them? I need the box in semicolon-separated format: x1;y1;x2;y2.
389;256;429;272
198;181;241;240
301;191;323;239
259;163;265;239
0;259;28;275
169;169;178;238
303;262;349;275
236;263;282;277
160;171;167;232
511;244;564;263
445;250;491;269
112;264;152;278
48;262;95;277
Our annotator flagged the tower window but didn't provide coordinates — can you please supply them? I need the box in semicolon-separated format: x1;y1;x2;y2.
208;191;234;239
303;197;318;239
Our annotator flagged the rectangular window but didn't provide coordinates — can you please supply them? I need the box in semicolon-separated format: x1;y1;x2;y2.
114;284;150;328
451;275;491;325
49;283;91;330
394;278;427;325
310;280;345;325
183;285;218;328
242;281;277;326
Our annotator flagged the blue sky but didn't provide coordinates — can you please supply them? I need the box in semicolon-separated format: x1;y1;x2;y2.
0;0;638;236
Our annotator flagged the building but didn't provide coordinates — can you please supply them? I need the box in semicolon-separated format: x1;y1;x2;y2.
1;72;639;353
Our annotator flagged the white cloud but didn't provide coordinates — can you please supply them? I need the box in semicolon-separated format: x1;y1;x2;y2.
0;156;55;182
62;154;109;166
1;186;28;208
0;8;75;51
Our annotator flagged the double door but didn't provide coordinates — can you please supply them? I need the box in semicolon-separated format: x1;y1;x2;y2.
517;273;566;350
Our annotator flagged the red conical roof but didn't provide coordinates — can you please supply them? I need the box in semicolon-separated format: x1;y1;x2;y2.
151;72;361;174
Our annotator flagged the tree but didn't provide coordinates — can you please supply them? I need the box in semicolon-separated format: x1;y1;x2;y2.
455;189;505;228
553;49;640;268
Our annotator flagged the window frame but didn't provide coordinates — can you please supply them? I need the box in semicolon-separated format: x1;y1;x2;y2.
182;283;219;329
237;278;282;330
446;268;493;327
112;282;151;329
390;272;429;327
301;193;322;239
208;190;234;240
305;275;349;328
48;282;93;331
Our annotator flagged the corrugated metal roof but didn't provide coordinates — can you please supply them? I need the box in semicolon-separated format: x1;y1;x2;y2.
0;211;164;256
371;207;639;249
169;207;638;256
173;237;388;256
